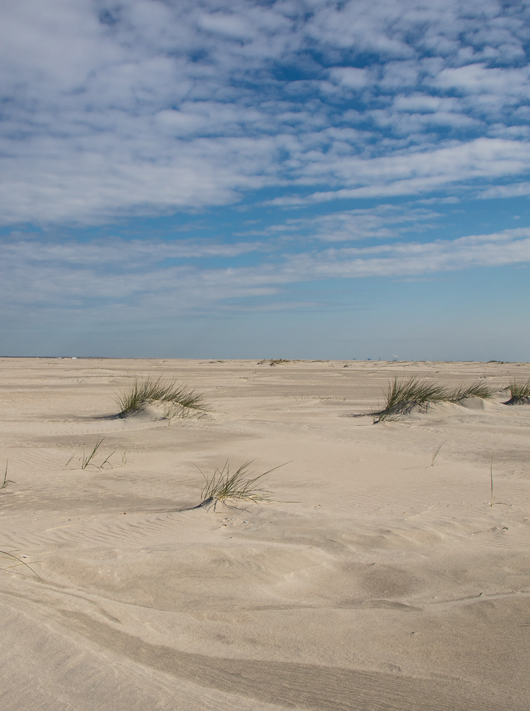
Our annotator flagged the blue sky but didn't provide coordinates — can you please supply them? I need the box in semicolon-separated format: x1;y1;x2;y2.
1;0;530;360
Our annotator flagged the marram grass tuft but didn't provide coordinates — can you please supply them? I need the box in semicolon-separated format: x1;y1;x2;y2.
373;377;449;422
373;378;496;422
505;379;530;405
197;461;280;511
115;377;208;418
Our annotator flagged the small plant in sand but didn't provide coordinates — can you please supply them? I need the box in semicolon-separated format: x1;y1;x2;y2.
504;379;530;405
115;377;208;418
65;438;125;470
197;461;279;511
0;461;14;491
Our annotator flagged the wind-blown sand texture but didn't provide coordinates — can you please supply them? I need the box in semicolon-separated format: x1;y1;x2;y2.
1;357;529;711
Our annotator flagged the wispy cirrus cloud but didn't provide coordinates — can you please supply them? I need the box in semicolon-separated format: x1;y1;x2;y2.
2;228;528;318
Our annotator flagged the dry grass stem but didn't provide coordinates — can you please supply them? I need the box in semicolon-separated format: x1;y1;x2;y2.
490;455;494;507
488;456;509;507
430;442;446;467
0;550;41;578
1;461;14;491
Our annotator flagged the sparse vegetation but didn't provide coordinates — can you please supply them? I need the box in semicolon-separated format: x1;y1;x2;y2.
0;461;13;491
373;378;450;422
430;442;445;467
196;461;280;511
81;437;108;469
115;377;208;418
0;550;40;578
257;359;291;366
448;381;495;401
504;379;530;405
65;438;126;470
373;377;497;422
163;402;207;425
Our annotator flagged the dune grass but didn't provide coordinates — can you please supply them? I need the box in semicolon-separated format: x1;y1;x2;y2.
448;381;495;401
505;379;530;405
374;378;449;422
115;377;208;418
374;377;496;422
80;437;110;469
197;461;280;511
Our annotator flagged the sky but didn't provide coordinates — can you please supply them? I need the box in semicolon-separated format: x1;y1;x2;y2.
1;0;530;360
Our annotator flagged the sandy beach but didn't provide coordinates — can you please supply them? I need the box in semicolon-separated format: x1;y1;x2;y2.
1;357;529;711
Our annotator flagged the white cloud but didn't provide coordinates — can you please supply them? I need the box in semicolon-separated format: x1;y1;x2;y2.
432;63;530;97
2;227;529;320
245;203;441;241
281;228;530;279
1;0;530;224
479;182;530;199
329;67;369;89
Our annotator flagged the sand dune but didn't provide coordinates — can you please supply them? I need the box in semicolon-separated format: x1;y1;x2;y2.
1;358;529;710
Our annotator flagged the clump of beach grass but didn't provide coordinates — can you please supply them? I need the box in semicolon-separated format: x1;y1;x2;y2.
504;379;530;405
373;378;449;422
448;381;495;402
196;461;280;511
115;377;208;418
373;377;497;422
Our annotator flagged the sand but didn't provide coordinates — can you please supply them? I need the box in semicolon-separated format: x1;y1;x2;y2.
1;357;529;711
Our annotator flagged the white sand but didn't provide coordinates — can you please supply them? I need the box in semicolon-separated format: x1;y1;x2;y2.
1;357;529;710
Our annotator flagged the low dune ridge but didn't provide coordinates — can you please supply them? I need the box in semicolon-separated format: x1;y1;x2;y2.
1;357;529;711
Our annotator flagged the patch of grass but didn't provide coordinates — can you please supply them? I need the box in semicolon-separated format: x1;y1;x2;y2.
373;378;497;422
115;377;207;418
374;378;450;422
196;460;281;511
504;379;530;405
448;381;495;402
